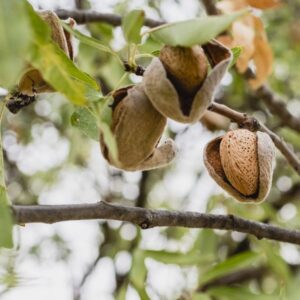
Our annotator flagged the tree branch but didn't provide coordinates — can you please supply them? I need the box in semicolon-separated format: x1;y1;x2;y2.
12;201;300;245
55;9;164;27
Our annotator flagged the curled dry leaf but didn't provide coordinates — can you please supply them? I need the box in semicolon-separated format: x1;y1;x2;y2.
217;0;274;89
143;40;232;123
248;18;273;89
246;0;281;9
204;129;275;203
100;84;177;171
18;11;75;96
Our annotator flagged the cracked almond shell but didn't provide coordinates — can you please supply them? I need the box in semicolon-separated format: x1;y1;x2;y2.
100;84;177;171
142;40;232;124
203;130;275;203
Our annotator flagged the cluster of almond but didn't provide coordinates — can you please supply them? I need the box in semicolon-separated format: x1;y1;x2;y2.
19;11;276;203
101;40;276;203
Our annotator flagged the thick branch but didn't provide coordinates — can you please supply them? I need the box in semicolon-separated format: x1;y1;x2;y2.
12;201;300;245
209;102;300;174
55;9;164;27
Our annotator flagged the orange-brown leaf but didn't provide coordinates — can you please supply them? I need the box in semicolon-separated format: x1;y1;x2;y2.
249;35;273;89
246;0;281;9
231;19;255;72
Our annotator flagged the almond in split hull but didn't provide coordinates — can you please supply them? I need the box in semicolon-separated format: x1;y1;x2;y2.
159;45;208;96
220;129;259;196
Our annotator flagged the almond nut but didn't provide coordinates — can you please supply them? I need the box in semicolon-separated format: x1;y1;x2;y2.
220;129;259;196
159;45;208;96
100;84;177;171
143;40;232;123
204;129;275;203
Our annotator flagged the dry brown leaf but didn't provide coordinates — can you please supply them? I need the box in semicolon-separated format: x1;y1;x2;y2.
249;35;273;89
217;1;273;88
216;0;248;13
246;0;281;9
248;16;273;89
232;19;255;72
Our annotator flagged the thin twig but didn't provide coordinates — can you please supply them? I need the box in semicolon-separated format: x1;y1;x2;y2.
199;266;267;291
55;9;164;27
12;201;300;245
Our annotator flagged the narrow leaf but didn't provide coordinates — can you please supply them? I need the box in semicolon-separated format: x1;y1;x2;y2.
98;101;119;163
62;23;119;59
207;287;274;300
0;101;13;248
71;107;99;141
229;46;243;69
0;0;31;87
199;251;261;285
144;250;214;266
0;188;13;248
147;10;248;47
122;10;145;44
130;250;150;300
25;3;100;105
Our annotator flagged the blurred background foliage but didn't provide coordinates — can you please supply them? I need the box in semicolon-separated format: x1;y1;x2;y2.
1;0;300;299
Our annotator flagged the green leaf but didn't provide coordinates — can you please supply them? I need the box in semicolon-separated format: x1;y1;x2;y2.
25;3;100;105
192;293;211;300
71;107;100;141
229;46;243;69
62;23;120;61
207;287;274;300
0;101;13;249
144;250;214;266
122;10;145;44
0;0;32;87
0;188;13;249
98;102;119;163
130;249;150;300
199;251;261;285
147;10;248;47
116;283;128;300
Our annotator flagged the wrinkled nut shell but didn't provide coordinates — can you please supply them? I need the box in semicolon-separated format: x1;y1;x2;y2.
220;129;259;196
101;84;177;171
204;129;275;203
143;40;232;123
159;45;208;96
